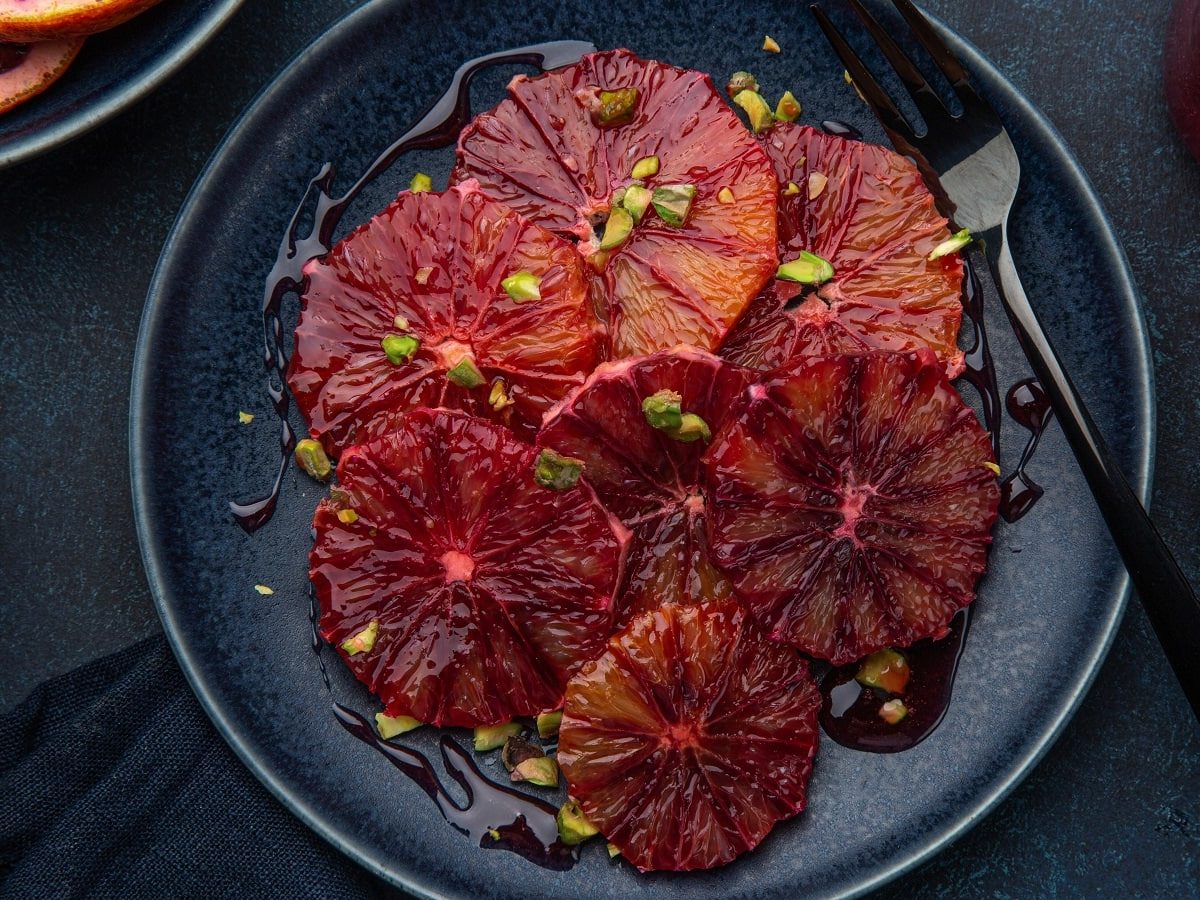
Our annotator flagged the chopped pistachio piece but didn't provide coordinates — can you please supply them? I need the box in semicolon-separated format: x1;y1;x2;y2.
473;722;522;752
808;171;829;200
777;250;835;286
409;172;433;193
489;379;515;412
651;184;697;227
342;620;379;655
717;187;735;204
501;735;545;772
294;438;332;481
599;207;634;251
984;461;1001;476
556;800;600;846
594;87;639;126
511;756;559;788
630;155;660;179
375;713;422;738
642;389;684;431
763;35;781;53
622;184;652;224
672;413;712;443
237;410;254;425
536;710;563;739
775;90;802;122
486;828;501;841
254;584;274;596
336;508;359;525
414;266;433;285
607;842;621;859
783;181;801;196
929;228;973;260
733;89;775;133
381;333;420;366
856;648;911;694
611;186;627;208
879;699;909;725
446;356;485;389
392;314;409;330
534;449;584;491
501;271;542;303
725;70;759;97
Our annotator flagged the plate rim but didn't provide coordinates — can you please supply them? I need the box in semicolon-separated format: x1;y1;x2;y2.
128;1;1157;896
0;0;247;170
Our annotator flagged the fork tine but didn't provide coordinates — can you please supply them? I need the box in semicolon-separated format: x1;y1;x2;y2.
845;0;949;125
809;5;916;144
890;0;984;106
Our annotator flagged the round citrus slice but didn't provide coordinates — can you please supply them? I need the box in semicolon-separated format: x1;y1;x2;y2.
0;0;160;41
720;123;965;378
453;49;778;358
557;600;820;872
706;351;999;665
310;408;628;728
537;347;753;625
0;38;83;115
288;181;602;454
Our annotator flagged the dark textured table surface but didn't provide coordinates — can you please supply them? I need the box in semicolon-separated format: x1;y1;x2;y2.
1;0;1197;895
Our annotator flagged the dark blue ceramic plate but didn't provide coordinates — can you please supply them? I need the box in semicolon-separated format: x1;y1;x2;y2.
130;1;1154;896
0;0;243;168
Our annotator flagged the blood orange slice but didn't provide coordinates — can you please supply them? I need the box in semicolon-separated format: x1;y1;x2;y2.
310;408;628;728
557;600;820;872
453;49;778;357
537;348;753;624
720;123;965;378
288;181;601;454
0;38;83;115
706;351;999;665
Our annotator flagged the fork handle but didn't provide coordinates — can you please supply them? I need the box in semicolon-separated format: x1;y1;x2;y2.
983;222;1200;721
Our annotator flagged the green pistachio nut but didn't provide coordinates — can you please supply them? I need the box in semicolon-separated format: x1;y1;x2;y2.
855;648;911;694
630;155;660;179
671;412;712;443
556;800;600;846
472;722;523;752
511;756;560;788
622;184;653;224
501;271;542;303
642;389;684;431
500;735;545;772
536;710;563;739
599;207;634;251
375;713;422;738
595;87;639;126
725;70;759;97
777;250;835;285
928;227;972;260
651;184;697;227
775;90;802;122
607;842;621;859
446;356;485;389
733;90;775;133
294;438;332;481
409;172;433;193
341;620;379;656
879;699;909;724
381;333;420;365
534;449;584;491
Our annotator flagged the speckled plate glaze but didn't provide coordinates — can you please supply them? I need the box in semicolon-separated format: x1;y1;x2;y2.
129;1;1154;896
0;0;244;169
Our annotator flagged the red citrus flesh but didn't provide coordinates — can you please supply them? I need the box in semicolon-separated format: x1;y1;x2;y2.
0;0;161;41
0;38;82;115
453;49;778;358
288;182;601;454
720;124;965;378
557;600;820;872
537;348;753;625
706;351;999;665
310;408;628;728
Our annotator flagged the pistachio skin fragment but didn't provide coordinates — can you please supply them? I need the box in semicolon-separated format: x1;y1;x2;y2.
511;756;560;788
446;356;485;389
409;172;433;193
777;250;835;286
594;87;639;126
237;410;254;424
642;389;684;431
622;184;652;224
375;713;422;738
879;699;909;724
599;207;635;251
783;181;801;196
929;228;973;260
607;842;621;859
501;270;542;303
341;620;379;656
501;735;546;771
651;184;697;227
775;90;802;122
294;438;333;481
336;508;359;525
392;314;410;330
534;449;584;491
856;648;911;694
381;333;420;365
630;155;660;179
556;800;600;846
725;70;759;97
763;35;781;53
671;413;712;443
717;187;735;204
733;89;775;133
414;266;433;285
489;379;515;412
253;584;274;596
808;171;829;200
536;710;563;738
472;722;523;752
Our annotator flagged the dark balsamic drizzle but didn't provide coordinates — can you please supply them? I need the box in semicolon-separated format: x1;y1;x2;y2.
229;39;596;533
820;118;864;141
998;378;1052;522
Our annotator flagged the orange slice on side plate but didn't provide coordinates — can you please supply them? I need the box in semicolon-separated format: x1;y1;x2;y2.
0;38;83;115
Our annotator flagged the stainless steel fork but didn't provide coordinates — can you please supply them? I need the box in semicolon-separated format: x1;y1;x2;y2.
812;0;1200;720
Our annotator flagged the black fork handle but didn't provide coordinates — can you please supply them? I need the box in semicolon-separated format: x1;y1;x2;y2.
982;221;1200;721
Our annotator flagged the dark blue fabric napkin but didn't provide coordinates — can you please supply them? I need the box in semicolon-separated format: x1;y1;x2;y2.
0;636;389;899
